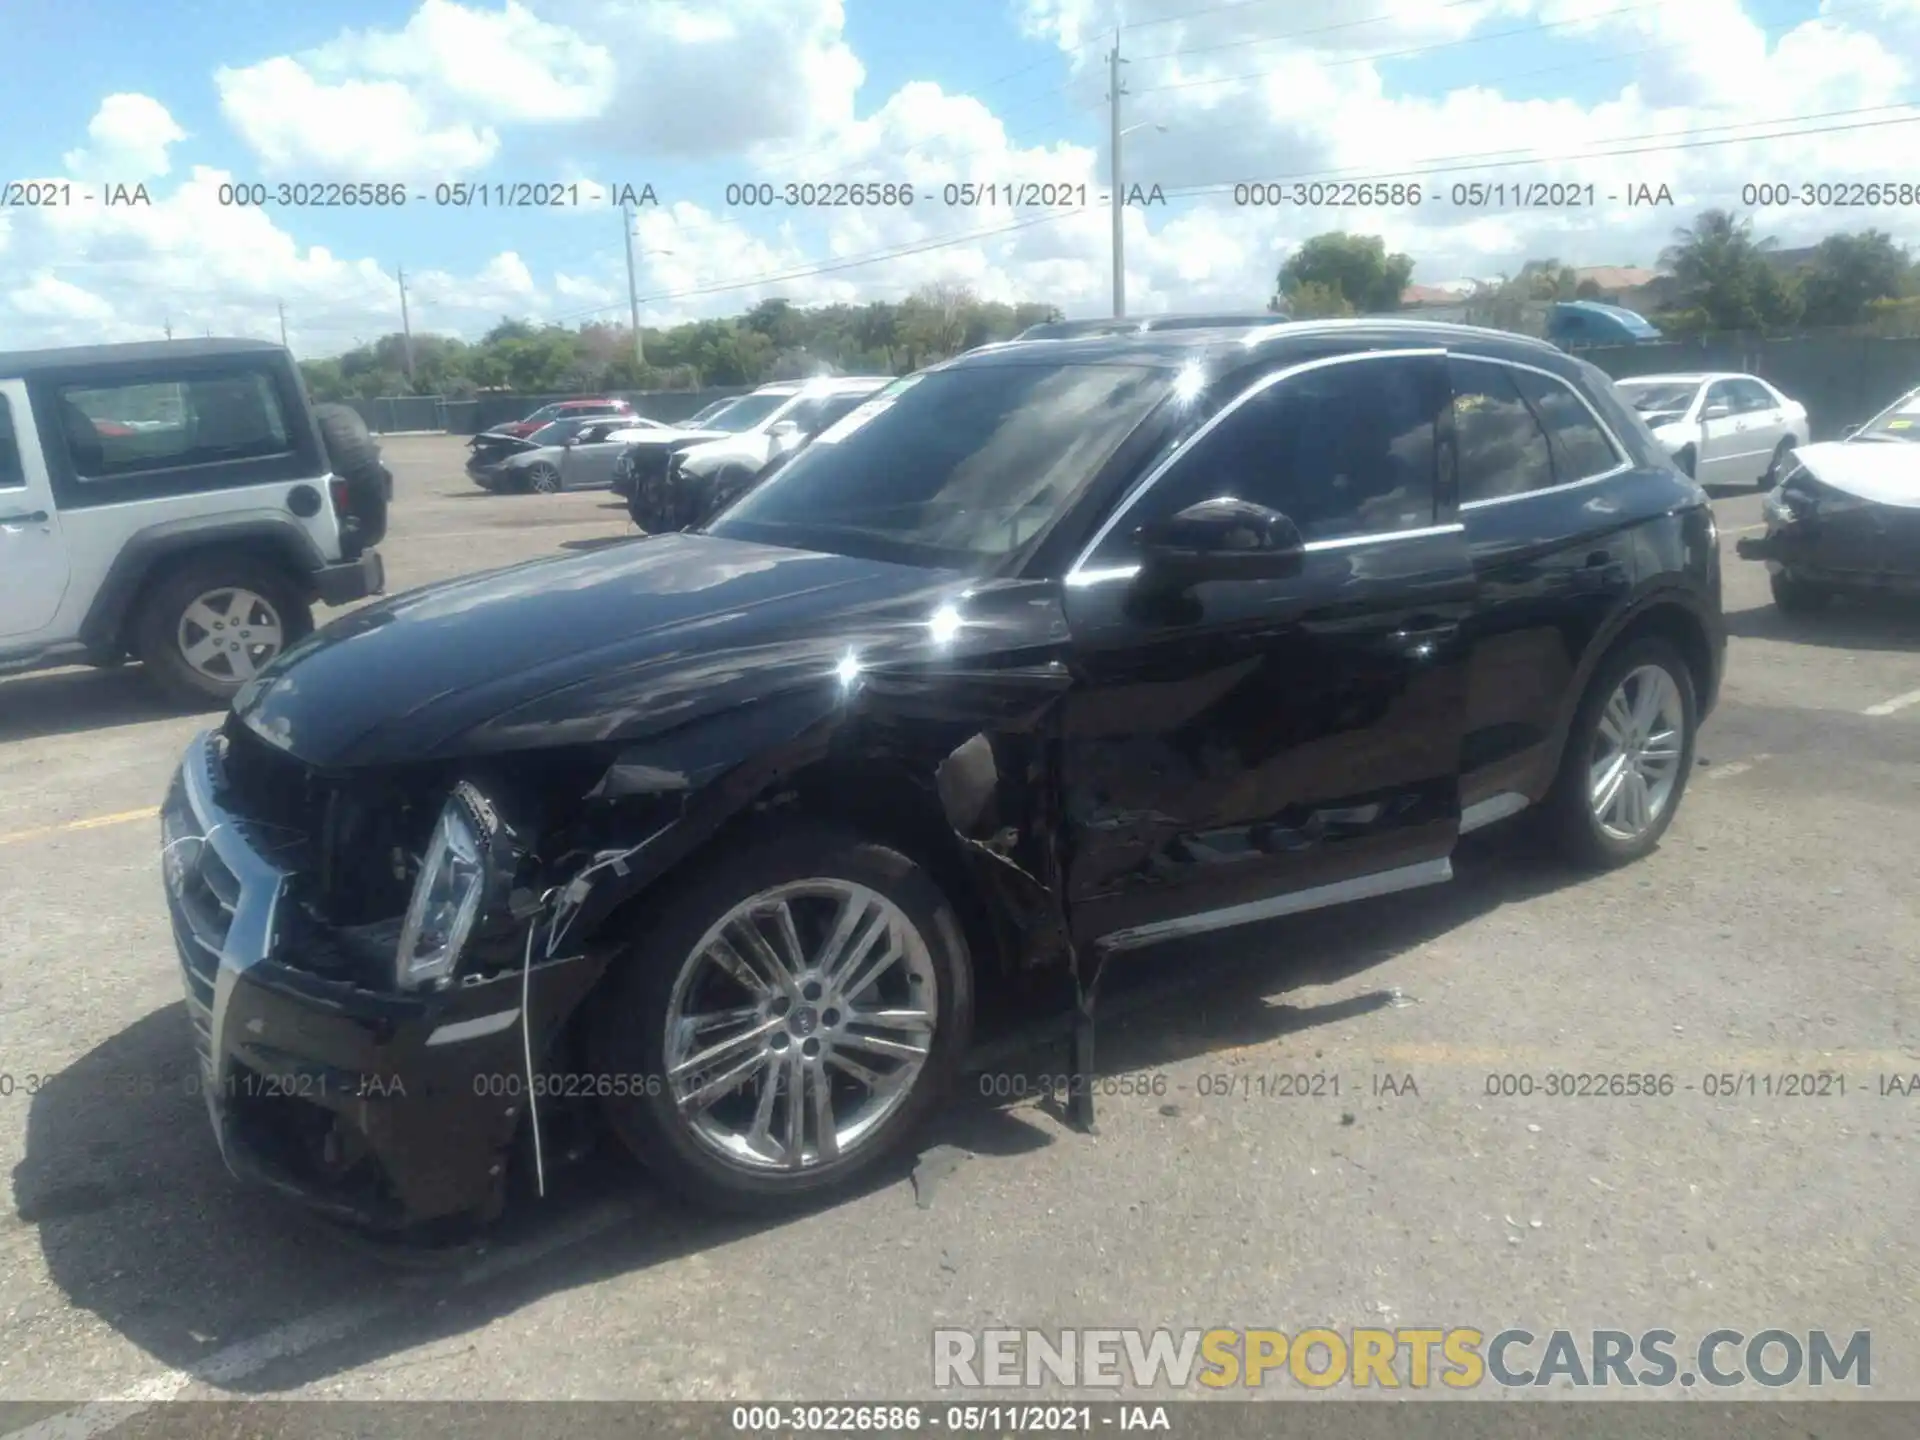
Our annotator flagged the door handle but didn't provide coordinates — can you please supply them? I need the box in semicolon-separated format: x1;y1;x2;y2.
0;510;49;525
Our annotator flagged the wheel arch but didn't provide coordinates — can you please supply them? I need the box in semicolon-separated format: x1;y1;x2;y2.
1541;589;1721;792
81;514;323;655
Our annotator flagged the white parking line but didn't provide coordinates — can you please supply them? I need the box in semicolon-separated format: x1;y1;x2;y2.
1865;688;1920;717
0;1199;635;1440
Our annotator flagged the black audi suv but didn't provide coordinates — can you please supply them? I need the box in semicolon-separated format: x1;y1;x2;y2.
160;320;1723;1236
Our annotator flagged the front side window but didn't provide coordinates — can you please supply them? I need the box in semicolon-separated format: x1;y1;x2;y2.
1510;369;1621;481
1702;380;1738;417
1091;353;1441;557
0;396;24;490
711;361;1176;570
58;370;290;480
1451;359;1554;504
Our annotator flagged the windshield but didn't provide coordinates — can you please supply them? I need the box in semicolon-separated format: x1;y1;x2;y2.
524;404;564;423
1854;387;1920;442
708;361;1176;571
1617;380;1700;415
687;398;740;427
704;392;791;433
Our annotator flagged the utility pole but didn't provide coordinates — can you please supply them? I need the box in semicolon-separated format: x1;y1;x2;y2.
397;266;416;382
1108;30;1128;320
164;317;173;340
622;204;645;369
277;299;288;349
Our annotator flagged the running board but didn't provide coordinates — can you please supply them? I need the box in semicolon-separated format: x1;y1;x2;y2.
1096;855;1455;955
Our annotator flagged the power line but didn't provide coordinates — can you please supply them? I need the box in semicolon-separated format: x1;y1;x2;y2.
542;104;1920;324
1126;0;1493;66
1158;106;1920;200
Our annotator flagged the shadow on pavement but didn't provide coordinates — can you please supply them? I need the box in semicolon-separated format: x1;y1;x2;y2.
12;822;1581;1391
1724;596;1920;652
0;664;211;743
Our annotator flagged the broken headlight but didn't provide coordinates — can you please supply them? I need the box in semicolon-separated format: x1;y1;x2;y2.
395;784;492;990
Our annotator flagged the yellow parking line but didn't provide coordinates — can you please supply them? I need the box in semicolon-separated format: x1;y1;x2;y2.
0;807;158;847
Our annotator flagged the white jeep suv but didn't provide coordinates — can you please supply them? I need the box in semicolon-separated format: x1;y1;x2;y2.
0;338;389;705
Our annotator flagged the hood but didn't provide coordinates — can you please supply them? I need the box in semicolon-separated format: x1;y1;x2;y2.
1644;411;1692;432
232;532;1066;769
498;441;565;468
621;425;733;451
677;432;776;476
1791;440;1920;509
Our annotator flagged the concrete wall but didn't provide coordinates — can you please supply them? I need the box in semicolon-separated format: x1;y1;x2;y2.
1578;336;1920;440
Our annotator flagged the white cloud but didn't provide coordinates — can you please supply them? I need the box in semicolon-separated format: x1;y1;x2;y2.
215;57;501;179
62;94;188;180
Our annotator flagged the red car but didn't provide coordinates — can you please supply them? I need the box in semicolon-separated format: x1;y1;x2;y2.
486;397;635;440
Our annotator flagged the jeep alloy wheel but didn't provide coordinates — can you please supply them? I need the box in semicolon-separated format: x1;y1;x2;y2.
177;587;286;684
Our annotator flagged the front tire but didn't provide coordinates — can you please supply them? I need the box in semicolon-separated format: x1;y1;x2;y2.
1543;637;1698;869
589;823;974;1214
133;556;313;707
527;463;561;494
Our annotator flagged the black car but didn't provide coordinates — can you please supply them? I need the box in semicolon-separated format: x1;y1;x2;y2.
160;320;1723;1236
1735;384;1920;612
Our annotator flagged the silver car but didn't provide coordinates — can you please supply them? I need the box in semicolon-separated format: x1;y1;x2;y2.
1615;372;1810;490
467;417;661;493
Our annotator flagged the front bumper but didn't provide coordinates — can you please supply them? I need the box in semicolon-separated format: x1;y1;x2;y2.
161;730;603;1232
312;549;385;606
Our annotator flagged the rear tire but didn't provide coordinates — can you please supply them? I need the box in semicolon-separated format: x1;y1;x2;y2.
1770;571;1832;615
1542;636;1698;870
133;554;313;708
588;822;973;1215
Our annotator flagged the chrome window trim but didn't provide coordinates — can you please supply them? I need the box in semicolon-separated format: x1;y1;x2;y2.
1065;347;1449;579
1449;353;1633;511
1064;522;1466;587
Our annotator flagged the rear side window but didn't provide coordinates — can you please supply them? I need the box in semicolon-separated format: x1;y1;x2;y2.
1730;379;1777;413
1510;369;1621;481
0;396;23;490
1450;359;1554;504
57;370;291;481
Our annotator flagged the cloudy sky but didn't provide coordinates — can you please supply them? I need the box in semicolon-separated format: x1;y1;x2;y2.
2;0;1917;357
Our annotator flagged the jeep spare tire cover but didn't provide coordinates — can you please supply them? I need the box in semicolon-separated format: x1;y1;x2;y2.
312;402;391;547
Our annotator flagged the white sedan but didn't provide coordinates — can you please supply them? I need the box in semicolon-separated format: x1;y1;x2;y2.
1614;372;1810;490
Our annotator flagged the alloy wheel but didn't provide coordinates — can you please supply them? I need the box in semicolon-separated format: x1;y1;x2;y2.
1588;664;1686;842
529;464;561;493
175;587;285;683
661;879;939;1174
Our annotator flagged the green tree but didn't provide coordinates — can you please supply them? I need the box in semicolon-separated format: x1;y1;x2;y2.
1658;209;1801;334
1797;230;1910;327
1283;280;1355;318
1275;232;1414;314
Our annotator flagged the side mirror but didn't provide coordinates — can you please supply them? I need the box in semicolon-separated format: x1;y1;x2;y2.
768;419;802;440
1841;422;1862;440
1133;497;1305;589
1702;402;1731;421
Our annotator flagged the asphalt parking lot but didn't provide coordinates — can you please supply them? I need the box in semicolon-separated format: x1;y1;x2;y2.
1;435;1917;1419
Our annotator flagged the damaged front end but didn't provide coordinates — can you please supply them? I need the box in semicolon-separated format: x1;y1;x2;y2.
161;721;630;1234
1736;464;1920;595
160;570;1096;1234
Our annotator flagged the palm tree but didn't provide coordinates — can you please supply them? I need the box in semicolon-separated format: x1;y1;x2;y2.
1658;209;1799;333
